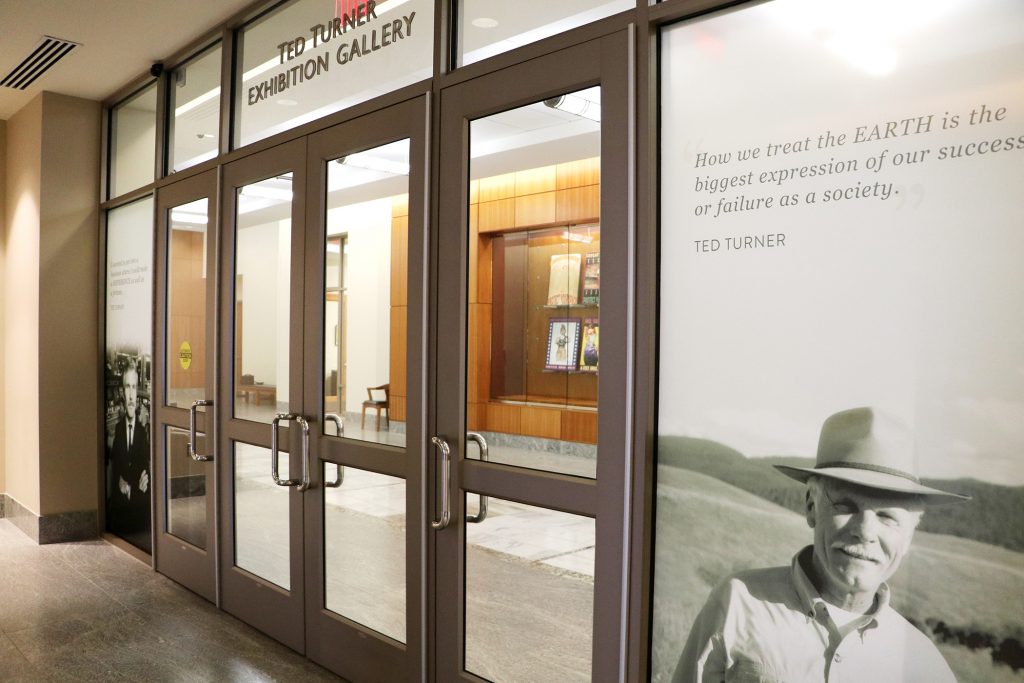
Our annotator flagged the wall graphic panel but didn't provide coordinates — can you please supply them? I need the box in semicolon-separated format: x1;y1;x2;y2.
104;197;155;554
653;1;1024;681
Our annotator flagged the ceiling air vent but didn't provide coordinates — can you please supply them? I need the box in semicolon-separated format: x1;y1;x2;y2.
1;36;80;90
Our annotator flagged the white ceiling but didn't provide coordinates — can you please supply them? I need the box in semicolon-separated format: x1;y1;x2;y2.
0;0;256;120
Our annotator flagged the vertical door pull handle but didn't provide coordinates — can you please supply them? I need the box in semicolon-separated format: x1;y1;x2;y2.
188;400;214;462
430;436;452;530
466;432;489;523
324;414;345;487
271;413;311;489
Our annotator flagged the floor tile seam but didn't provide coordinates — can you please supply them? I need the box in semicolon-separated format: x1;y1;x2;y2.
49;537;157;611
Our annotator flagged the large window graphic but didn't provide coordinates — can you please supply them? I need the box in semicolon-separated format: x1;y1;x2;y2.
652;1;1024;682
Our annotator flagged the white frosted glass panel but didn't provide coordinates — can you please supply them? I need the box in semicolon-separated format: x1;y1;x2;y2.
170;45;222;172
237;0;434;147
111;84;157;197
458;0;632;66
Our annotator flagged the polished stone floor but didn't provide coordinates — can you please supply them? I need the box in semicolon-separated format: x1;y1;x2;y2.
0;520;342;683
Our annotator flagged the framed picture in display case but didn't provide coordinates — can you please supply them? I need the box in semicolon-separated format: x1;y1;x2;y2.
547;253;582;306
578;318;599;372
582;252;600;306
544;318;581;371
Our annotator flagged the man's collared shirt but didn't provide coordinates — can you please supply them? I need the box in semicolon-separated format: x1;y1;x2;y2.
672;547;957;683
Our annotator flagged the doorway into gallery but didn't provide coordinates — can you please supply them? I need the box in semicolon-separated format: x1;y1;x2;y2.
149;30;634;682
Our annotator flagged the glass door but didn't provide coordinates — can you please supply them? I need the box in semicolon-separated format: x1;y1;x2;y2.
434;33;633;682
154;169;219;602
218;139;309;651
301;96;428;682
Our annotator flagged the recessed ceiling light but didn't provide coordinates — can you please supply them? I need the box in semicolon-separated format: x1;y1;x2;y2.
472;17;499;29
277;98;298;106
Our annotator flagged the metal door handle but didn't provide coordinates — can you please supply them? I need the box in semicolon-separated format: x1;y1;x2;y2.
324;414;345;487
271;413;311;490
325;413;344;436
466;432;489;523
188;400;214;462
430;436;452;530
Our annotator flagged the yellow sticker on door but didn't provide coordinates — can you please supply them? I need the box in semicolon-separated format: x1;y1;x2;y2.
179;341;192;370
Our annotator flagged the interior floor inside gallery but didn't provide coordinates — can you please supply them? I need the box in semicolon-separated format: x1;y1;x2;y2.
1;0;1022;682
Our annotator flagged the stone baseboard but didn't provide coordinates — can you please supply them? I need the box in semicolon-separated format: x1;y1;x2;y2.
0;493;6;518
1;495;98;544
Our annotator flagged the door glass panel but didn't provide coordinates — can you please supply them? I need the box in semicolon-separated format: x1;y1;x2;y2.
464;496;595;682
165;426;207;549
234;441;290;589
322;139;409;446
324;465;406;643
467;88;601;478
167;198;209;409
234;174;292;423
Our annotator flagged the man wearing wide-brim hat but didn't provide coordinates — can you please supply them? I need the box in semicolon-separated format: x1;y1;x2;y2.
673;407;968;683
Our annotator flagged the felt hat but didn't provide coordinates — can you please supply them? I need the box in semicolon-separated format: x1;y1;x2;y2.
774;407;970;503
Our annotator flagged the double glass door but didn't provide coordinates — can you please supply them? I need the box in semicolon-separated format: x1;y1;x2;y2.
152;30;631;683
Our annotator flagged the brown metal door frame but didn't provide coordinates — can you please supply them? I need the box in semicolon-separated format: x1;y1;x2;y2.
217;137;309;653
433;28;635;682
301;94;431;682
153;168;220;604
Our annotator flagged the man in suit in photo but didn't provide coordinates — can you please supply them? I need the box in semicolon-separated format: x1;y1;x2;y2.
108;362;151;546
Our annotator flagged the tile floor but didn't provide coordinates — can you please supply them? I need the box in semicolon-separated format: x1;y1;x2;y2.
0;520;342;683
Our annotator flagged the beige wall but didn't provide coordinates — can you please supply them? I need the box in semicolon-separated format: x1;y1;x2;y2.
37;93;100;515
0;118;6;496
2;93;101;518
4;97;43;514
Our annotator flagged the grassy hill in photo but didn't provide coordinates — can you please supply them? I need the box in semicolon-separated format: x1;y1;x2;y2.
658;435;1024;553
651;443;1024;683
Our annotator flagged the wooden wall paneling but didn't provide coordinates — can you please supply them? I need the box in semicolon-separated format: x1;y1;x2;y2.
556;185;600;223
477;228;492;305
389;394;407;423
485;402;521;434
469;203;479;304
520;405;562;440
561;409;598;444
467;402;485;432
478;198;515;234
515;191;557;227
390;305;407;402
467;303;491;404
391;214;409;307
477;171;516;202
469;179;479;205
389;197;409;422
556;157;600;190
515;166;556;196
391;192;408;218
